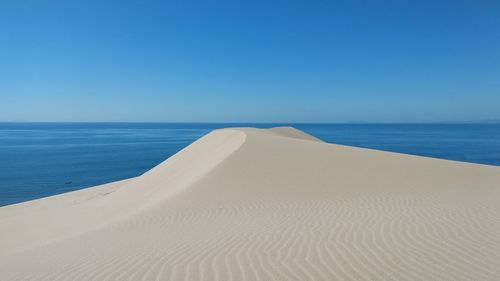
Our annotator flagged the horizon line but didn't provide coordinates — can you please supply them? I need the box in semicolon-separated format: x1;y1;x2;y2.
1;121;499;125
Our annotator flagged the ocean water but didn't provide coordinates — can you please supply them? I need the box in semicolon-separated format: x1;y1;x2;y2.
0;123;499;206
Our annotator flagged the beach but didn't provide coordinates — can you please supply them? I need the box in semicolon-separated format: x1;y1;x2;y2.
1;127;500;280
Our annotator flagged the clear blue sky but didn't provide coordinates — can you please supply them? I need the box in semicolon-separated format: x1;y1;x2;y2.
1;0;499;122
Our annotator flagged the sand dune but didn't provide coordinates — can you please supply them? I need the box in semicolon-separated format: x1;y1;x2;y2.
1;127;500;280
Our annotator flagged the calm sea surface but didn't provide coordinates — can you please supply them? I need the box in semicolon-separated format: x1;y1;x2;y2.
1;123;499;206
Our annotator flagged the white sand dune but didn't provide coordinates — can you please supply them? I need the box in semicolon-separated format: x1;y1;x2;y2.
1;127;500;280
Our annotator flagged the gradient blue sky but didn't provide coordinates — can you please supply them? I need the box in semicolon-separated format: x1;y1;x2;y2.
1;0;499;122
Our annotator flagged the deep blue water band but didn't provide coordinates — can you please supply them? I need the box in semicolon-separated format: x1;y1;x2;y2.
1;123;499;206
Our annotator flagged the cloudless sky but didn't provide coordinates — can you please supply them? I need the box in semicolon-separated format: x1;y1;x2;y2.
0;0;499;122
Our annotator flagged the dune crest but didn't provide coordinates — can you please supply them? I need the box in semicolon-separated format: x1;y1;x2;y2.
1;127;500;281
0;129;246;255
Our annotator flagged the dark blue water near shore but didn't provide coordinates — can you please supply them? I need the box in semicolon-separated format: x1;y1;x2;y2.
1;123;499;206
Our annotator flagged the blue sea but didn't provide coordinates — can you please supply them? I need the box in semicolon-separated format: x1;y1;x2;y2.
1;123;499;206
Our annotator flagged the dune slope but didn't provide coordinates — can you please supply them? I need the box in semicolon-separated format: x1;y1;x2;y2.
1;127;500;280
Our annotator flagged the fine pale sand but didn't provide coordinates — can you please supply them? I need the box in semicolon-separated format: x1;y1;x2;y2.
1;127;500;280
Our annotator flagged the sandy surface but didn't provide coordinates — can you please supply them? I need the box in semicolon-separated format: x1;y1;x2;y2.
1;127;500;280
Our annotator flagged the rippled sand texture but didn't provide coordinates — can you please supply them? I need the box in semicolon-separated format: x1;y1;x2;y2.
1;127;500;281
